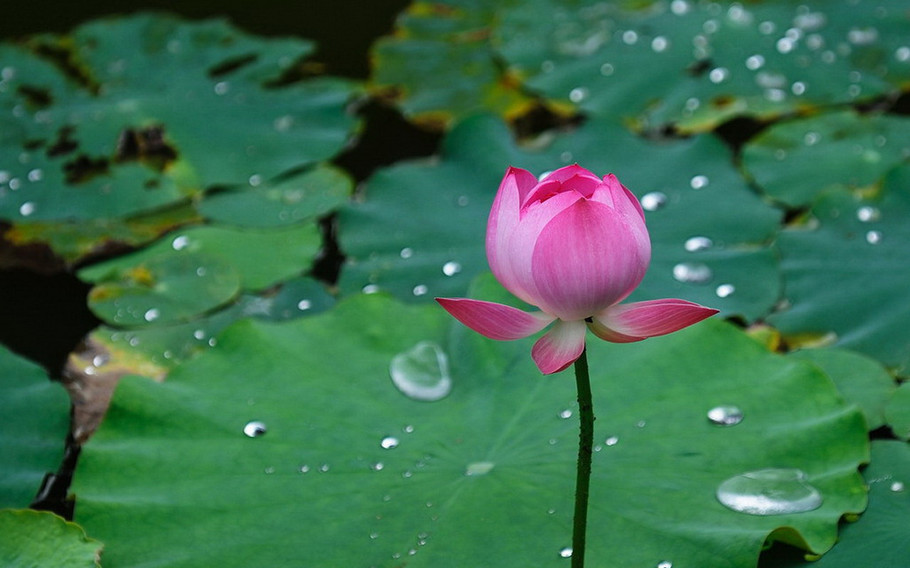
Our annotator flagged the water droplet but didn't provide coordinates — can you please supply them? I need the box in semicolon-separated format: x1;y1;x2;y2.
622;30;639;45
716;468;823;515
456;195;469;206
144;308;160;322
776;37;796;54
600;63;615;76
403;424;415;434
442;261;462;276
707;405;743;425
670;0;690;15
569;87;588;103
640;191;668;211
273;115;294;132
896;46;910;62
673;262;713;284
399;247;413;259
856;206;880;222
636;420;647;428
18;201;35;216
605;436;619;446
371;462;385;471
715;283;736;298
264;466;275;474
651;36;670;52
243;420;267;437
172;235;190;250
412;284;428;296
759;20;776;35
558;547;573;558
362;284;380;294
390;341;452;402
745;54;765;70
794;11;825;31
299;464;310;473
214;81;230;95
657;562;673;568
27;168;42;182
558;409;573;419
684;236;713;252
866;230;882;244
319;464;330;473
804;131;820;145
92;354;109;367
193;329;206;341
791;81;807;95
891;481;905;492
690;175;709;189
297;299;312;311
848;27;879;46
708;67;730;83
380;436;399;449
465;461;495;476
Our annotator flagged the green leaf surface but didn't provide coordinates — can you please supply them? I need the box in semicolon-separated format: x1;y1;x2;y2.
779;441;910;568
0;13;359;262
79;222;321;326
787;348;897;431
884;382;910;440
197;164;354;228
339;114;781;320
769;165;910;375
73;290;867;567
742;110;910;207
0;345;69;508
496;0;910;131
0;509;102;568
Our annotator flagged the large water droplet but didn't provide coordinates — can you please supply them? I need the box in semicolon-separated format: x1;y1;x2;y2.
890;481;904;492
465;461;495;476
442;261;462;276
558;547;573;558
716;468;823;515
707;405;743;425
390;341;452;402
380;436;399;449
399;247;414;259
640;191;668;211
673;262;713;284
684;236;713;252
19;201;36;216
856;206;880;222
243;420;267;437
144;308;160;322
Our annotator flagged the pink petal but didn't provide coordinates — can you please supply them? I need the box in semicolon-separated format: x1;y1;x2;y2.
486;167;542;305
588;299;719;343
529;199;651;320
603;173;646;222
531;320;587;374
436;297;555;340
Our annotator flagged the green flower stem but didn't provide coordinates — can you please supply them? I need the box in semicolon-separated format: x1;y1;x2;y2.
572;346;593;568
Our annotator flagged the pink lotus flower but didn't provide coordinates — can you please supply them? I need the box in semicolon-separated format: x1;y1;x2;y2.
436;165;718;374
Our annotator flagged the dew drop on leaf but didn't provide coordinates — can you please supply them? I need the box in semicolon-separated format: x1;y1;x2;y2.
673;262;713;284
389;341;452;402
707;405;743;425
716;468;823;515
715;283;736;298
243;420;267;438
558;546;573;558
640;191;668;211
380;436;399;450
684;236;713;252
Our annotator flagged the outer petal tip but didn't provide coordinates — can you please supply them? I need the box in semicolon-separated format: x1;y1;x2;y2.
589;299;718;343
531;320;587;374
436;297;555;341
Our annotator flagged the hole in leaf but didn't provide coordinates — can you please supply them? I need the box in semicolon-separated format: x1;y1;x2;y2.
114;125;179;170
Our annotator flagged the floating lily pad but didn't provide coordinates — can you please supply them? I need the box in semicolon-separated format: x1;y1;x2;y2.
197;164;354;228
0;13;359;263
496;0;910;131
370;0;530;127
339;114;781;321
884;382;910;440
0;509;102;568
778;441;910;568
742;110;910;207
787;348;897;431
72;289;867;567
769;165;910;375
0;345;70;507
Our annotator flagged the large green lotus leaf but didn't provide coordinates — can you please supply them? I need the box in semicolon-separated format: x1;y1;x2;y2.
0;345;70;507
196;164;353;228
79;222;321;320
72;289;868;567
0;13;358;262
787;348;897;431
742;110;910;207
339;114;780;320
495;0;910;132
82;250;241;327
370;0;530;126
777;441;910;568
0;509;101;568
885;382;910;440
768;166;910;375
